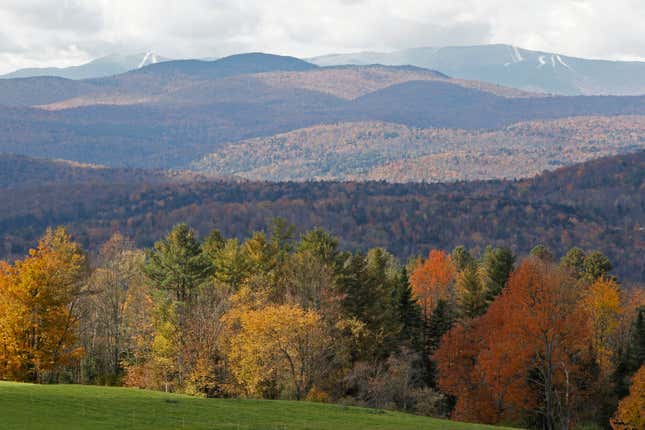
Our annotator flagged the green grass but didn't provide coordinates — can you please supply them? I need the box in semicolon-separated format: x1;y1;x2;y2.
0;382;514;430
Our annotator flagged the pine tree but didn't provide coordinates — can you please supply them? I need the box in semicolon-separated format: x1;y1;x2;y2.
629;308;645;372
530;244;555;262
425;299;457;386
144;224;211;302
451;246;474;272
560;247;587;279
213;239;250;290
481;247;515;302
583;251;613;282
201;229;225;261
394;267;423;352
456;263;488;319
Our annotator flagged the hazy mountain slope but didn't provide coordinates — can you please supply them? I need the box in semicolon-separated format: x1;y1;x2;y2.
309;44;645;95
0;58;643;170
342;81;645;128
0;53;318;107
191;116;645;182
34;65;534;110
0;79;643;168
254;65;536;99
0;77;98;106
0;153;199;189
0;52;169;80
0;152;643;281
127;52;316;79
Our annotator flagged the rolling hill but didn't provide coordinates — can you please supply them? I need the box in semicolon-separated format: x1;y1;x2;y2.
191;116;645;182
309;44;645;96
0;153;202;189
0;152;643;282
0;382;510;430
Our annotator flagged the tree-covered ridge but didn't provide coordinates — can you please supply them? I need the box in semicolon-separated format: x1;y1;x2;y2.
254;65;537;100
1;151;644;282
0;153;206;189
0;223;643;429
192;115;645;182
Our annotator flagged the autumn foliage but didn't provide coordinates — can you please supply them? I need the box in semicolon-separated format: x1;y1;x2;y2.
0;223;643;429
436;257;601;428
612;365;645;430
0;228;86;382
410;250;455;321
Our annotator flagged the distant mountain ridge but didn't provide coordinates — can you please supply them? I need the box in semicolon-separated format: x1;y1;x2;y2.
309;44;645;95
127;52;316;79
6;45;645;95
0;52;170;80
0;52;643;175
0;56;643;169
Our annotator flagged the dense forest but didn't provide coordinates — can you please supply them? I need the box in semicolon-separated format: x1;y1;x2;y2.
1;151;643;282
192;116;645;182
0;221;643;430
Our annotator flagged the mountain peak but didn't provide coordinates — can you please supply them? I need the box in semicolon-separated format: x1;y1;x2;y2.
0;51;171;80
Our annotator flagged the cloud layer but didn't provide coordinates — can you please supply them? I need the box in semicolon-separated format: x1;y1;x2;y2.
1;0;644;73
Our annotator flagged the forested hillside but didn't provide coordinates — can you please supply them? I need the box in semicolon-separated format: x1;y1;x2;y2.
193;115;645;182
1;152;643;282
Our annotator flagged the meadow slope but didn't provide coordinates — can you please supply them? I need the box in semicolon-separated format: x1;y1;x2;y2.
0;382;515;430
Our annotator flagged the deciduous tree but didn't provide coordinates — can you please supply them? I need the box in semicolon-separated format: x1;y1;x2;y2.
0;228;86;382
611;365;645;430
227;304;330;400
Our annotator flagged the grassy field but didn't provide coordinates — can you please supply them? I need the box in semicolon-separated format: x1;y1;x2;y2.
0;381;515;430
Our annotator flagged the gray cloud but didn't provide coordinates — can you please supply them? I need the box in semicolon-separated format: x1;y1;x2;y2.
0;0;643;73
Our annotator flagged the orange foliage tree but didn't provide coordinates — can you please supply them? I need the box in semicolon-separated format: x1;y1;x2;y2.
410;250;455;321
435;257;591;429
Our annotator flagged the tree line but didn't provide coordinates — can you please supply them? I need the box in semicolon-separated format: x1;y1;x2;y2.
0;221;643;429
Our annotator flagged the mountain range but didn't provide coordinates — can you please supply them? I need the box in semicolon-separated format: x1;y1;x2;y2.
309;44;645;96
0;52;169;80
3;44;645;97
0;52;643;173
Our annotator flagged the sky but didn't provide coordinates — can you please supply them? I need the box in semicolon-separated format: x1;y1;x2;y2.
1;0;644;74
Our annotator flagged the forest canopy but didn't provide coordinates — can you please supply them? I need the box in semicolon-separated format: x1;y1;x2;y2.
1;222;643;430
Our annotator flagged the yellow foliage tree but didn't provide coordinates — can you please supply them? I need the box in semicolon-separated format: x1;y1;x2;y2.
0;227;86;382
583;277;623;378
611;365;645;430
227;304;330;400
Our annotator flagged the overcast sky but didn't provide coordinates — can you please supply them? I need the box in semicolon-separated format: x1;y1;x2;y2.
1;0;644;73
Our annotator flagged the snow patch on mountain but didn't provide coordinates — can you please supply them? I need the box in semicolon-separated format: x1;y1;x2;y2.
556;55;575;72
137;52;160;69
512;45;524;62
